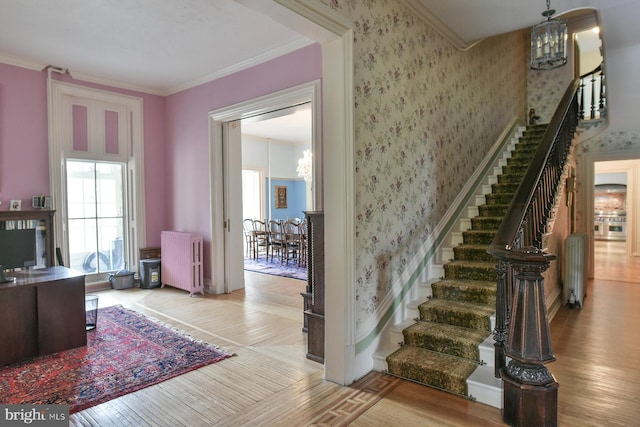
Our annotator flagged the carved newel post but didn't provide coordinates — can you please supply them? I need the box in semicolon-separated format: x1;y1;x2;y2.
502;247;558;427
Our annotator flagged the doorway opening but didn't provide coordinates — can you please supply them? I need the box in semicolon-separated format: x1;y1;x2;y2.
593;159;640;283
240;103;313;281
209;81;321;295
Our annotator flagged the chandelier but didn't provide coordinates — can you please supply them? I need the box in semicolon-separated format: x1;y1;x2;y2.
296;149;313;183
530;0;567;70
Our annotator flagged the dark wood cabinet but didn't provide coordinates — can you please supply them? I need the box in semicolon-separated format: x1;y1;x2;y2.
0;266;86;366
0;210;56;267
303;211;324;364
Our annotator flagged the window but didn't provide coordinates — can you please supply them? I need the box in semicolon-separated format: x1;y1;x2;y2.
48;80;145;281
242;169;263;220
66;160;126;274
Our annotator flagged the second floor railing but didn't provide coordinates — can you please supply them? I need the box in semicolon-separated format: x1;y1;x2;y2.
578;64;606;121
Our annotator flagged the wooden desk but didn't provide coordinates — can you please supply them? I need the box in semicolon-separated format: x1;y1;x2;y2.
0;266;86;366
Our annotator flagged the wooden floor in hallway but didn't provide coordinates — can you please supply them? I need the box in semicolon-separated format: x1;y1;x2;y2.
69;249;640;426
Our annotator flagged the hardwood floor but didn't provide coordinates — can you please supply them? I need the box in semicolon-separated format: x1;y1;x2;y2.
70;252;640;426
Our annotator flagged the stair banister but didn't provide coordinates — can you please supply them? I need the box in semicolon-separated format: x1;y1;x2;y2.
578;63;606;121
487;78;580;427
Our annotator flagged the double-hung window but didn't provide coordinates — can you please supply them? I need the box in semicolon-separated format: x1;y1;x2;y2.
48;80;145;283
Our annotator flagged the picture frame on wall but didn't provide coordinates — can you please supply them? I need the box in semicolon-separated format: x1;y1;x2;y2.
9;200;22;211
276;186;287;209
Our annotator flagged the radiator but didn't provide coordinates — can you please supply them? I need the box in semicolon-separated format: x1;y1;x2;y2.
161;231;204;297
564;232;587;308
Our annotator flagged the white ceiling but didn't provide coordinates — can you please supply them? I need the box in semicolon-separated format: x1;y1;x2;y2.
0;0;313;94
1;0;639;142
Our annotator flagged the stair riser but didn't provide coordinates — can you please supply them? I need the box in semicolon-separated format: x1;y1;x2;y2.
497;173;525;184
452;246;494;262
444;265;496;281
470;217;502;230
462;231;495;245
386;359;469;396
432;284;496;305
404;332;481;361
478;205;508;217
485;194;515;205
490;183;520;194
418;306;492;331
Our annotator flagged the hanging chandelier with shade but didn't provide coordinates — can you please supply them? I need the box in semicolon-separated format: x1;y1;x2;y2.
530;0;568;70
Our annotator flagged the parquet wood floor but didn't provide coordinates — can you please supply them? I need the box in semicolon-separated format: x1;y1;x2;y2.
69;250;640;426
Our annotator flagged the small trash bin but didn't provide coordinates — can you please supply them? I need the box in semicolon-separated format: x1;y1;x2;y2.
85;294;99;331
140;258;161;289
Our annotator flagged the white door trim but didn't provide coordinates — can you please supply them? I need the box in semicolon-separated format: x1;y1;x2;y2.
212;0;355;385
208;80;322;295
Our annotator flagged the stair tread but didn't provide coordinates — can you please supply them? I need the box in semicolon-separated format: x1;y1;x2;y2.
405;321;489;343
445;260;496;268
387;346;478;395
433;278;497;290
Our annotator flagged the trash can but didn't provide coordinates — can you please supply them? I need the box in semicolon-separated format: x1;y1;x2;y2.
85;295;99;331
140;258;161;289
109;269;135;289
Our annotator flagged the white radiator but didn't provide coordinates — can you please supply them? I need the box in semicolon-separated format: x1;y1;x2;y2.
161;231;204;297
564;233;587;308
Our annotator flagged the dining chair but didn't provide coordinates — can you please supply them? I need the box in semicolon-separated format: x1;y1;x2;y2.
283;219;303;265
268;219;285;263
243;219;256;258
252;219;269;260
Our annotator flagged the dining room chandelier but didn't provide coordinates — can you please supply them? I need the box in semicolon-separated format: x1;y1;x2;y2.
530;0;568;70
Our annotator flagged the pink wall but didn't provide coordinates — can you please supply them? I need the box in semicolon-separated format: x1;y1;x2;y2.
165;44;322;279
0;63;48;205
0;62;167;247
0;43;322;281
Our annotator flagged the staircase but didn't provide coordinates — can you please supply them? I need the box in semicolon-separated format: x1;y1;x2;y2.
385;124;548;400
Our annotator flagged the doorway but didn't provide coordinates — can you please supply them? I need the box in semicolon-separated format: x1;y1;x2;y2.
593;159;640;283
241;105;314;277
209;81;322;295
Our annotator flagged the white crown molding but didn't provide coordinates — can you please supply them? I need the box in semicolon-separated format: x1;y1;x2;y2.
400;0;482;51
164;37;314;96
0;53;44;72
2;38;314;97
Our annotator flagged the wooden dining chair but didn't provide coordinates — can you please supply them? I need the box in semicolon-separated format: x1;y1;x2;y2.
283;219;303;265
268;220;285;263
252;219;269;260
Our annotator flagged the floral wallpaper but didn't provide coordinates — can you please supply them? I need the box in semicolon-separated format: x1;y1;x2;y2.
527;66;572;124
317;0;528;332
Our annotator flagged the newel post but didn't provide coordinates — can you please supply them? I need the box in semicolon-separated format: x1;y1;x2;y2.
502;247;558;427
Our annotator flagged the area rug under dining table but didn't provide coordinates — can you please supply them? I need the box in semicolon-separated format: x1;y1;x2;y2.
0;305;234;413
244;257;308;281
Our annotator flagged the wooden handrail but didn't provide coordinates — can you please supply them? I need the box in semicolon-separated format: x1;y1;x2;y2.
488;78;580;256
487;78;581;426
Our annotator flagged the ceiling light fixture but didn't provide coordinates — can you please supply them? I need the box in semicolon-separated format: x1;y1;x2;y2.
530;0;568;70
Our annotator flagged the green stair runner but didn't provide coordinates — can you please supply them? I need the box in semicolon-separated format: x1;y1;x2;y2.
386;124;547;396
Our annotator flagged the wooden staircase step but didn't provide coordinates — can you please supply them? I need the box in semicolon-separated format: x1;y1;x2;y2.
470;216;503;230
418;299;494;331
485;193;515;205
403;321;489;361
497;173;525;184
386;346;478;396
478;204;509;217
491;182;520;194
462;229;496;245
444;260;497;281
431;279;497;305
452;244;493;262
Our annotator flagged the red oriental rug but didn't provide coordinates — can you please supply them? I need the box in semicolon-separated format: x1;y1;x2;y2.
0;305;234;413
